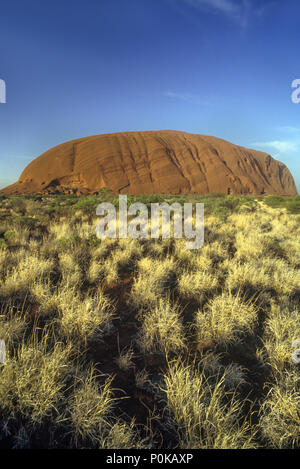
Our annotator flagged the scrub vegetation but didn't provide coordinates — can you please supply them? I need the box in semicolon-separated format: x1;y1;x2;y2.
0;192;299;448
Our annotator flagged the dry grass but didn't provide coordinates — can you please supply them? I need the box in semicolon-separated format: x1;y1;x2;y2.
225;259;271;291
59;252;82;288
100;419;149;449
130;257;177;310
195;291;258;348
0;303;27;345
177;269;218;301
0;328;72;424
135;368;150;389
0;254;53;300
259;371;300;448
68;367;116;446
114;346;135;371
261;302;300;376
58;288;116;345
0;194;299;448
163;359;257;449
137;297;186;355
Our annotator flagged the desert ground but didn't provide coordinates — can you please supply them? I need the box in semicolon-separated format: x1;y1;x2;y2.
0;191;299;449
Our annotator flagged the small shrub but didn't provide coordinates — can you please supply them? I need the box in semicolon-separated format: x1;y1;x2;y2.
264;196;285;208
72;196;99;213
4;230;15;242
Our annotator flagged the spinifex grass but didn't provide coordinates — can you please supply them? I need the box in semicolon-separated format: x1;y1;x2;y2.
0;193;299;448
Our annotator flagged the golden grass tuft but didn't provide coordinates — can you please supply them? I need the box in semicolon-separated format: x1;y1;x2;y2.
130;257;177;310
0;303;27;345
114;346;135;371
100;419;149;449
195;291;258;347
136;297;186;355
58;288;116;345
69;367;116;446
177;269;218;301
259;371;300;448
0;328;72;424
163;359;258;449
0;254;53;299
261;302;300;376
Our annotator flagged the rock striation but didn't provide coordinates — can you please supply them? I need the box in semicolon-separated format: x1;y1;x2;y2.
1;130;297;196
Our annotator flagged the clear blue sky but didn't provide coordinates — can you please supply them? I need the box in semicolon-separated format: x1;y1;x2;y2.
1;0;300;192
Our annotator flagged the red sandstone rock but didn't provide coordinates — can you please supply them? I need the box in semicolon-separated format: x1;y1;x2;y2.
1;130;297;196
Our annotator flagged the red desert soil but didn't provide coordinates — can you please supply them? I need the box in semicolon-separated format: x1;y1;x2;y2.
1;130;297;196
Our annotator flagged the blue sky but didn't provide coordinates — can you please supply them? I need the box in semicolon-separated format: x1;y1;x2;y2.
0;0;300;192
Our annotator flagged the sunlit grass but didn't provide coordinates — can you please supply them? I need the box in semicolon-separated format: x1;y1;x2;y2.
0;193;299;448
163;359;258;449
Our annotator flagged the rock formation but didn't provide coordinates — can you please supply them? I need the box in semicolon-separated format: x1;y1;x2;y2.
1;130;297;196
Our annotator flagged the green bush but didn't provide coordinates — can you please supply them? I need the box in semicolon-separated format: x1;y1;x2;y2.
57;235;82;248
285;198;300;214
96;188;115;202
9;197;27;214
112;194;166;209
263;195;300;214
87;235;102;247
72;196;99;212
4;230;15;242
264;196;285;208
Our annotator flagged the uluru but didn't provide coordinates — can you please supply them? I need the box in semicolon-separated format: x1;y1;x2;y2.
1;130;297;196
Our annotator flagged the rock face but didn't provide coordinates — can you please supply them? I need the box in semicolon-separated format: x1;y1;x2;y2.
1;130;297;196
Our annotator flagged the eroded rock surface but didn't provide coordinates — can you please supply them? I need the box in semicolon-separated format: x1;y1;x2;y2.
1;130;297;196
